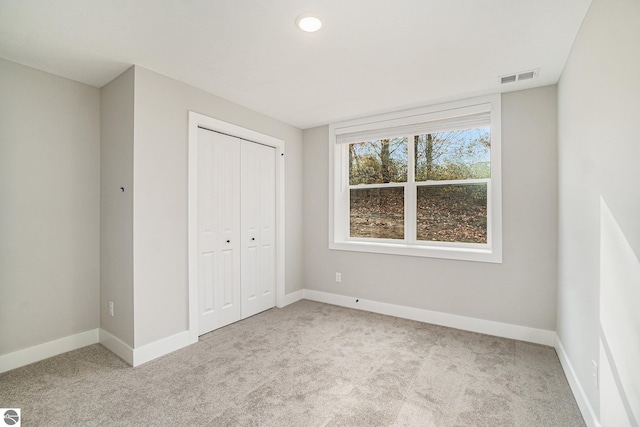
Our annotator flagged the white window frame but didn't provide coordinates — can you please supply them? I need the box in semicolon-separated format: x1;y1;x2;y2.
328;94;502;263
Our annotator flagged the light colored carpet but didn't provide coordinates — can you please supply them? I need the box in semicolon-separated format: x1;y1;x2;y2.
0;300;584;426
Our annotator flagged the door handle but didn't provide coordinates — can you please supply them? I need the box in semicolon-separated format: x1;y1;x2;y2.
226;240;230;243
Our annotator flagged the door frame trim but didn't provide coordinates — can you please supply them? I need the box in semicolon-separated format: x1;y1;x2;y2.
187;112;286;344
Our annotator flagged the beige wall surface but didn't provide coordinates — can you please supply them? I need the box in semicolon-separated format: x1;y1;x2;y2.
132;66;304;347
100;67;135;347
557;0;640;422
303;86;558;331
0;59;100;355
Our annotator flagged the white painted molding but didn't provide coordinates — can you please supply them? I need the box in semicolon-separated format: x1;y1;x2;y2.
101;329;191;367
99;329;134;366
303;289;556;346
132;331;191;367
280;289;304;307
0;329;99;374
555;335;601;427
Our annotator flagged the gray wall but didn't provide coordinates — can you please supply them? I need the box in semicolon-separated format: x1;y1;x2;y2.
100;67;135;347
303;86;558;331
557;0;640;422
132;66;304;347
0;59;100;355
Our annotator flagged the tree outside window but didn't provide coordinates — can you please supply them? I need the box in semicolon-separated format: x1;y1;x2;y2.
348;128;490;243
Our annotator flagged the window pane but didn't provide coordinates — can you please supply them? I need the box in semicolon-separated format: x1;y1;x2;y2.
415;128;490;181
349;138;408;185
416;184;487;243
350;188;404;239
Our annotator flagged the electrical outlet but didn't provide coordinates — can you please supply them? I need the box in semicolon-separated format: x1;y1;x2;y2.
109;301;114;317
592;360;598;389
335;272;342;283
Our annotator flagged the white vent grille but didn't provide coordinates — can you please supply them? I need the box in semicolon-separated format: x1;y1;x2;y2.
518;71;535;80
501;75;517;84
499;68;539;84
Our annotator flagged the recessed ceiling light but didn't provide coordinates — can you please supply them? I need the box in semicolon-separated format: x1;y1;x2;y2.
296;14;322;32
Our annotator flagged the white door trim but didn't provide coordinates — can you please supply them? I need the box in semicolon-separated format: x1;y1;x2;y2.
188;111;285;344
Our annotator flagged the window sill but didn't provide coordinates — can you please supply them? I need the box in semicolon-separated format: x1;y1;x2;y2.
329;240;502;263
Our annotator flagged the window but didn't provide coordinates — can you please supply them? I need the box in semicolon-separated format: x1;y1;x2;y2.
329;95;502;263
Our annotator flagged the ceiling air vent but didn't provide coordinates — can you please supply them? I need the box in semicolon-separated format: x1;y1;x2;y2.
518;71;535;80
501;75;517;84
499;68;539;84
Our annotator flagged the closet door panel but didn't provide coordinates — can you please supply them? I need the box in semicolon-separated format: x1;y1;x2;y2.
241;141;276;318
243;144;259;307
257;142;276;312
197;128;241;335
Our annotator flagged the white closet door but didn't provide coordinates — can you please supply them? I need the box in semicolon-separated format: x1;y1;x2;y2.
241;141;276;319
197;128;242;335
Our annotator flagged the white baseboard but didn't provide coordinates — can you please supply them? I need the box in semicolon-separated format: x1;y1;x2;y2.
99;329;134;366
0;329;99;374
100;329;192;367
132;331;191;367
555;336;600;427
280;289;304;307
303;289;556;346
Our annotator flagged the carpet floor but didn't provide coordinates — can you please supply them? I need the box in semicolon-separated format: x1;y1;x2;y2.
0;300;584;426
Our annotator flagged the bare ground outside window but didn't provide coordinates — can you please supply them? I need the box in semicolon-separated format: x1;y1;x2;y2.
350;185;487;243
350;188;404;239
417;184;487;243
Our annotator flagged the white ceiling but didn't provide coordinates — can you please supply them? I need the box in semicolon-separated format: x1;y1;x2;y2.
0;0;591;129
